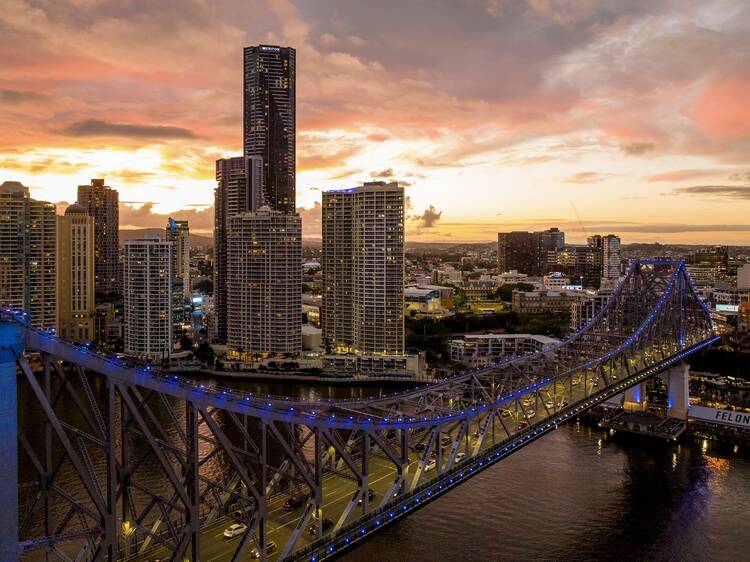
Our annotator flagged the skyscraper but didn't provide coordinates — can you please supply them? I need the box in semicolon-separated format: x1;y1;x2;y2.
497;231;538;275
243;44;296;213
166;218;190;298
57;203;95;342
322;181;405;355
226;207;301;357
78;178;119;301
123;238;173;361
0;181;56;329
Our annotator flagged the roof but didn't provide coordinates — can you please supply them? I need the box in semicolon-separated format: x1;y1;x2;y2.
65;202;87;215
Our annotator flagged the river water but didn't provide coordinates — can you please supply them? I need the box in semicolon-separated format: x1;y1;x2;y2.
342;422;750;562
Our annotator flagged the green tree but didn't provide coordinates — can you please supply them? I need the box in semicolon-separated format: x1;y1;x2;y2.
194;279;213;295
195;342;215;366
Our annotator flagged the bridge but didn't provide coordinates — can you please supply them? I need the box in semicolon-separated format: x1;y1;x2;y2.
0;259;717;561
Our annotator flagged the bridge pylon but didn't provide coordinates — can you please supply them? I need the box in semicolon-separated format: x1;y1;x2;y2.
0;318;24;562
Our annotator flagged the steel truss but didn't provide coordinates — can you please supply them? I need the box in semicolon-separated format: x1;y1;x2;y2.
7;259;716;561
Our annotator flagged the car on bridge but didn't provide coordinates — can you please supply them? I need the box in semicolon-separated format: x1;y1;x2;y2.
223;523;247;538
357;488;376;505
425;458;437;472
250;540;278;559
309;517;334;536
455;452;466;463
284;491;309;511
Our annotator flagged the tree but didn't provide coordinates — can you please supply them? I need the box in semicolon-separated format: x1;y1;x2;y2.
179;334;193;351
194;279;213;295
195;342;215;367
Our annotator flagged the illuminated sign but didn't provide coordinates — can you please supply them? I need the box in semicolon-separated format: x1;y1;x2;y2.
689;405;750;429
260;46;280;52
192;296;203;304
716;304;739;312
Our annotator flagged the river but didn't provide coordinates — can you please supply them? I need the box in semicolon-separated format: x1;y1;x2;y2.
342;422;750;562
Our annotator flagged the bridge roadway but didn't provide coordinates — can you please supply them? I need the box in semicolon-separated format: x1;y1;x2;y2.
131;342;706;562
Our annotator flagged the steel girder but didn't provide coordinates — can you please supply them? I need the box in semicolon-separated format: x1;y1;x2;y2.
10;259;717;560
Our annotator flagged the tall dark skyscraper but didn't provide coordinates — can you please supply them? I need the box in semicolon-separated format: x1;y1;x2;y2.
243;44;296;213
78;178;119;302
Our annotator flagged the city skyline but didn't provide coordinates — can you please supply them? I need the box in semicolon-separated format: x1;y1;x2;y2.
2;1;750;245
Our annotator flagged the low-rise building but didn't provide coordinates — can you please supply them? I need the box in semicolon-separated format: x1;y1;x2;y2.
543;272;570;291
323;353;427;379
405;286;443;314
511;289;586;314
462;280;497;301
449;333;559;367
570;289;613;331
495;270;529;285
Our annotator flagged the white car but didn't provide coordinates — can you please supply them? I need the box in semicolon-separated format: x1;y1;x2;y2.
424;459;437;472
455;452;466;463
223;523;247;538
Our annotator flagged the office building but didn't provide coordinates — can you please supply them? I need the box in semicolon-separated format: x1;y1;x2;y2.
123;238;173;361
497;228;565;275
57;203;96;342
244;44;296;213
322;181;405;355
226;207;301;357
0;181;56;329
78;178;119;301
497;231;538;274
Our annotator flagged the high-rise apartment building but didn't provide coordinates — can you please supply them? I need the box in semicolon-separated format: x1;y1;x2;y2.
57;203;96;342
601;234;621;279
123;238;173;361
0;181;56;329
166;218;190;298
78;178;119;301
214;156;264;342
322;181;405;355
243;44;296;213
226;207;301;357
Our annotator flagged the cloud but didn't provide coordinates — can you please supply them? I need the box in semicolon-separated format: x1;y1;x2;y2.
728;171;750;182
296;202;322;237
60;120;196;140
644;169;727;182
0;89;48;104
562;171;614;184
620;142;656;156
672;185;750;200
120;202;213;231
372;168;394;178
412;205;443;228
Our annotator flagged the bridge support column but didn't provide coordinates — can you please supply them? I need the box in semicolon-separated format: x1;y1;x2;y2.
623;383;647;411
665;362;689;419
0;321;23;562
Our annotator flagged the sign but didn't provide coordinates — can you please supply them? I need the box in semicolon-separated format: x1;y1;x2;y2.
689;405;750;429
716;304;739;312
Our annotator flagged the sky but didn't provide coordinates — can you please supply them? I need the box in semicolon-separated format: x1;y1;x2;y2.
1;0;750;244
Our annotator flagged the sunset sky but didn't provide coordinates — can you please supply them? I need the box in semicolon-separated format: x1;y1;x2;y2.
1;0;750;243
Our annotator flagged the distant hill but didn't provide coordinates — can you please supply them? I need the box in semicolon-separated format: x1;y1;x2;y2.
119;229;214;247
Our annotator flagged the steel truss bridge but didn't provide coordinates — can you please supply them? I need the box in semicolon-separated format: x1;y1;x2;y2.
1;259;718;562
